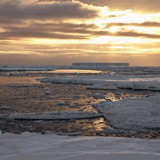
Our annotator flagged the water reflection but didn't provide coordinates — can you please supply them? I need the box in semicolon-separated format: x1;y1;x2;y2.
50;69;101;74
93;118;108;131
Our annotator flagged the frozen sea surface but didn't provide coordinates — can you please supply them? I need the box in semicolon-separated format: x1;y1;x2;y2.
0;65;160;137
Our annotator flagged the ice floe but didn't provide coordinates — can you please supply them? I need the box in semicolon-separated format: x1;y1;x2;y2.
40;75;160;91
93;95;160;131
11;84;40;88
87;80;160;91
5;111;102;120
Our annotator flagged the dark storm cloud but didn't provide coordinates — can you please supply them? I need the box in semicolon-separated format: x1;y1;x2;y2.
79;0;160;12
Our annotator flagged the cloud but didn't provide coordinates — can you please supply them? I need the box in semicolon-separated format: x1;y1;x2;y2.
91;30;160;39
1;20;160;40
0;0;103;40
0;22;97;40
1;0;159;41
3;22;96;34
78;0;160;12
0;0;99;23
114;31;160;39
106;22;160;28
0;31;88;40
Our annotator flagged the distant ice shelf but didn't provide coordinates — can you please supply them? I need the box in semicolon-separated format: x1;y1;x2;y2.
72;62;129;67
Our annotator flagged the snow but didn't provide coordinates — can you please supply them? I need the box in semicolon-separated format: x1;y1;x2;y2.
0;132;160;160
93;95;160;131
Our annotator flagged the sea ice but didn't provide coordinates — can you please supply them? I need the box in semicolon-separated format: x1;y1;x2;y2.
40;75;160;91
93;95;160;131
6;111;102;120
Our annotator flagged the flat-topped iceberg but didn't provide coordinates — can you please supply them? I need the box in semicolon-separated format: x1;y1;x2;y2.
72;62;129;67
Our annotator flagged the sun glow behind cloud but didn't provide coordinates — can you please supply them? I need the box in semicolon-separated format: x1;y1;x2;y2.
0;0;160;66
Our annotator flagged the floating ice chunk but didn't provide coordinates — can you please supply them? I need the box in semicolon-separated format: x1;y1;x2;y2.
0;106;11;110
44;90;52;95
87;83;118;90
11;84;39;88
88;81;160;91
115;81;160;91
93;95;160;131
7;111;102;120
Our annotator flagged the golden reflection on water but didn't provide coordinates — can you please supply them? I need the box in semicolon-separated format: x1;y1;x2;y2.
93;118;108;131
50;69;101;74
105;92;120;102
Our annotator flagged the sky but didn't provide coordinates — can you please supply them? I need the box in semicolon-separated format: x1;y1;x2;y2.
0;0;160;66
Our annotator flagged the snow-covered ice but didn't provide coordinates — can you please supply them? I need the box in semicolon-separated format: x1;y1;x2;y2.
0;132;160;160
93;95;160;131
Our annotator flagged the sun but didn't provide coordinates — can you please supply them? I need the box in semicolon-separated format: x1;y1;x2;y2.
85;36;110;44
108;27;119;33
99;7;109;17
